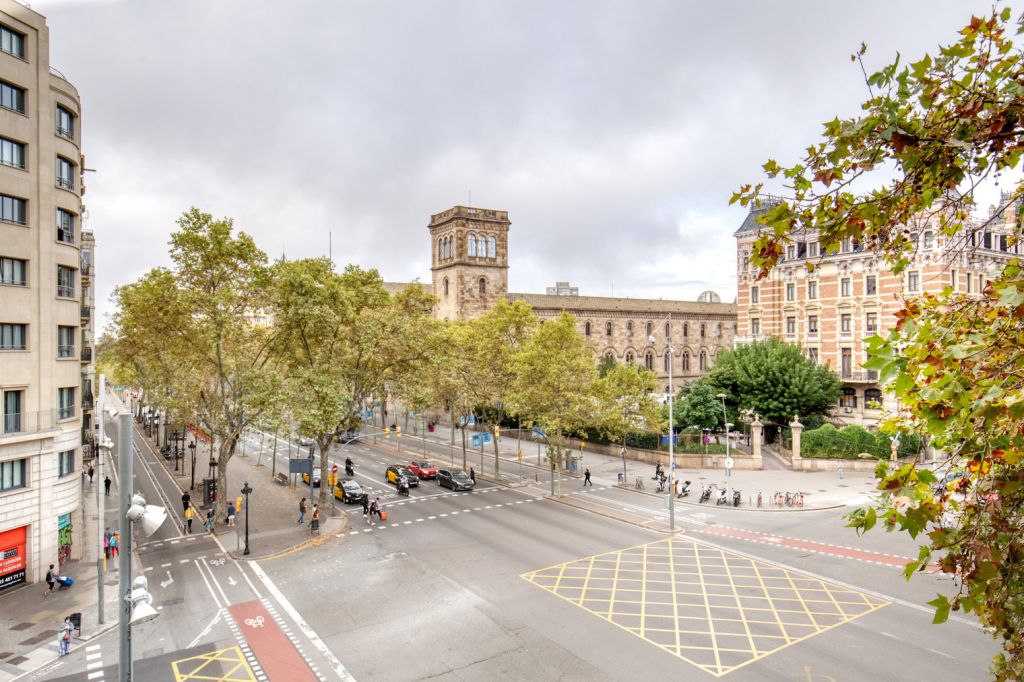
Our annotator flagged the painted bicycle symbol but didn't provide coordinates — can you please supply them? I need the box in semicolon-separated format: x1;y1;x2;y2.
208;558;226;566
244;616;265;629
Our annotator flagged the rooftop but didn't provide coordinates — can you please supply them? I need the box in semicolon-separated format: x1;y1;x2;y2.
508;291;735;316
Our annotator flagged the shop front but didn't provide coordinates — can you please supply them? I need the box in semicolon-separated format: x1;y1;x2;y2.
0;525;27;591
57;514;73;567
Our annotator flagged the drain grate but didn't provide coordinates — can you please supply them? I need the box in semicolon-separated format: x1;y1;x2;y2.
7;655;28;665
18;632;53;647
9;622;34;632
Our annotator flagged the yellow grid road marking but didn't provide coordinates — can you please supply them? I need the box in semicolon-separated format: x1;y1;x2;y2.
171;646;257;682
522;537;888;677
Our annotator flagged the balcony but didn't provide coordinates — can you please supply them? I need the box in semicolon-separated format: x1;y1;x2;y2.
839;370;879;383
81;346;92;362
80;305;91;320
81;261;91;277
57;404;75;421
82;393;94;409
57;285;75;299
57;344;75;359
733;334;763;346
2;410;59;438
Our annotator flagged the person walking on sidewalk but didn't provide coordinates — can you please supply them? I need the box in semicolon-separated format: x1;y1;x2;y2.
87;465;94;484
44;564;56;596
104;475;111;496
181;491;191;516
227;501;237;527
58;617;73;656
583;468;592;487
361;493;370;524
838;461;846;480
310;504;321;534
110;533;119;558
184;506;195;534
205;509;215;533
470;467;476;484
298;497;307;524
103;528;113;559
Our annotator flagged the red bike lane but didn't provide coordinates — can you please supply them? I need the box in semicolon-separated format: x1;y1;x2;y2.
229;600;319;681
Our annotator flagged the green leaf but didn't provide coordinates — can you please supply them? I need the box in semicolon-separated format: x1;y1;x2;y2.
928;594;951;624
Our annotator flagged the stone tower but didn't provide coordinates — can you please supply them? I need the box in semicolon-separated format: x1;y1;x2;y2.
429;206;510;320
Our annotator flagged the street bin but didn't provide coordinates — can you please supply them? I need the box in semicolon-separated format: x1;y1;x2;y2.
68;612;82;634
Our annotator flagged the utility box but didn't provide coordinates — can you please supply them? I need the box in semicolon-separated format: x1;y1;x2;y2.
203;478;218;507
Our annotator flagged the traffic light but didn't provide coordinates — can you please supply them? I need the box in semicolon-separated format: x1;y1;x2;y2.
494;426;500;440
384;427;391;440
396;425;402;438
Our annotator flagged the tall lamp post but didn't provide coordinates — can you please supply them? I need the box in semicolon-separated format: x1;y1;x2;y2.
717;393;732;500
188;440;197;490
241;481;252;556
651;326;676;534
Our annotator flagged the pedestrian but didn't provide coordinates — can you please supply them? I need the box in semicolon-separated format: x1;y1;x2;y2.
361;493;370;524
298;497;307;524
58;617;73;656
469;467;476;484
104;476;111;496
184;506;195;534
181;491;191;516
44;563;55;596
205;509;215;533
838;461;846;480
110;533;119;558
227;501;236;527
373;497;383;524
310;505;321;534
103;528;113;559
87;465;94;484
583;468;592;487
103;533;110;559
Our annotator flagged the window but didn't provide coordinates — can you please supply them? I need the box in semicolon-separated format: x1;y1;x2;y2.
664;322;670;339
807;280;817;299
923;231;934;249
446;236;453;259
56;156;74;190
750;318;760;336
437;239;443;261
478;277;486;296
979;274;985;293
841;278;851;297
841;348;853;378
664;350;671;371
626;321;633;337
807;348;819;365
0;323;26;350
0;194;25;224
56;105;75;140
841;314;852;334
57;209;75;244
967;273;973;293
584;321;591;337
644;351;654;370
625;352;634;364
786;283;795;301
700;323;706;338
57;265;75;298
808;242;819;258
3;389;22;433
865;275;877;296
57;387;75;420
0;80;24;113
0;136;24;169
467;234;476;257
808;315;818;335
699;351;708;372
605;321;612;337
785;316;796;336
865;388;883;406
681;351;690;372
0;257;25;285
58;449;74;477
908;271;920;293
58;325;75;358
842;237;853;253
866;312;878;333
840;387;857;409
717;322;722;337
750;286;759;303
683;322;688;337
0;458;26;492
950;270;957;289
475;236;484;257
786;245;796;260
0;25;25;59
442;277;448;297
487;236;496;258
645;322;653;337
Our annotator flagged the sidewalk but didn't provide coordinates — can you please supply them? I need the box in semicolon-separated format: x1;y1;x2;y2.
134;422;345;561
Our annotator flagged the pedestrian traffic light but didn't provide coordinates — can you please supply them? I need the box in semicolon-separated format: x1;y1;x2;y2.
396;426;401;438
384;427;390;440
494;426;500;439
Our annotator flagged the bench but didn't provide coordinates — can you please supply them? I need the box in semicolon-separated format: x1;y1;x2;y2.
274;473;288;486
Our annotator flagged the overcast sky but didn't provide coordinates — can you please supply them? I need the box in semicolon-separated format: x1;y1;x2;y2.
33;0;993;327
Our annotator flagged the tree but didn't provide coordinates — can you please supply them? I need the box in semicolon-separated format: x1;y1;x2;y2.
734;10;1024;677
708;339;841;429
510;313;598;495
673;378;725;432
110;208;279;522
597;353;617;377
593;361;661;483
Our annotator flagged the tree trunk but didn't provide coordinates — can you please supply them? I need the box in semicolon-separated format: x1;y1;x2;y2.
214;436;235;524
318;437;331;508
271;430;278;477
461;422;468;471
491;426;501;481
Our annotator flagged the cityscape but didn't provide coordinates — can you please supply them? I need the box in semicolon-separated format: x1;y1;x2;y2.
0;1;1020;681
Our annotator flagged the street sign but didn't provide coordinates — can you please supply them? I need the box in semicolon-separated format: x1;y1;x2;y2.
332;464;338;474
724;456;735;470
289;458;312;474
517;449;523;462
661;434;677;446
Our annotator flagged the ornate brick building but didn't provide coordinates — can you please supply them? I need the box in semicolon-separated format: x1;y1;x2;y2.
734;196;1023;424
413;205;736;392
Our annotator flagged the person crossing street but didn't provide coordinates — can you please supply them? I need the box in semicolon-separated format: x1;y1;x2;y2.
583;468;592;486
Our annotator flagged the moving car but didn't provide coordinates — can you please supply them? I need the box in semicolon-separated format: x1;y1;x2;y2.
408;460;438;480
302;467;321;487
333;479;364;503
297;437;315;447
437;469;475;491
385;465;419;487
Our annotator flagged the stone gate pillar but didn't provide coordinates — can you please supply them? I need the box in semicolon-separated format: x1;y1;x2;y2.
790;415;804;463
751;415;764;469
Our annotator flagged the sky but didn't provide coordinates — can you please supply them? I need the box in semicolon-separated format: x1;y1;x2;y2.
31;0;997;328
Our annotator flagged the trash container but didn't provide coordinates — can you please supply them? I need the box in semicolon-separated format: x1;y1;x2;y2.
203;478;218;507
69;612;82;634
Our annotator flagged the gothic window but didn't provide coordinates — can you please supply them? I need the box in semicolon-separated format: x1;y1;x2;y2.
477;235;486;257
700;323;706;338
625;352;634;364
487;236;496;258
467;234;477;257
605;321;613;336
699;351;708;372
645;322;653;337
479;277;486;295
683;322;689;337
717;322;722;337
626;321;634;336
682;351;690;372
644;351;654;370
438;239;443;261
664;322;670;339
584;321;591;337
664;350;671;371
445;236;452;259
443;277;449;297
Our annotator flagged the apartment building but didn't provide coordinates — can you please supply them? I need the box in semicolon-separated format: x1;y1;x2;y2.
0;1;87;590
735;196;1022;425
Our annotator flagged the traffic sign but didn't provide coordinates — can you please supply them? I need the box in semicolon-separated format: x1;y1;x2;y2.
517;449;523;462
724;456;735;470
332;464;338;474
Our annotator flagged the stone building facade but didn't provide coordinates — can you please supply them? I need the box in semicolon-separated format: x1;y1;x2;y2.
421;205;736;391
734;196;1023;424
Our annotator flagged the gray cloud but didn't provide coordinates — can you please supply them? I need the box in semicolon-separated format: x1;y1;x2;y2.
33;0;989;326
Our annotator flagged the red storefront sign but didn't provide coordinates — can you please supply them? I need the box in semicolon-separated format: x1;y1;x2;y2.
0;526;27;591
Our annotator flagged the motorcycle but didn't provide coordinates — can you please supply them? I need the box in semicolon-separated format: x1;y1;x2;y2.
677;480;691;498
397;478;410;496
715;486;728;505
344;457;354;477
699;483;711;503
732;489;742;507
656;475;667;493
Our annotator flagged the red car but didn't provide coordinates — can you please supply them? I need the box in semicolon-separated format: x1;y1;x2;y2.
408;460;438;480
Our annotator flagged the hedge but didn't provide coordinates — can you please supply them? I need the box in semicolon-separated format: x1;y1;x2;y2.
801;423;921;459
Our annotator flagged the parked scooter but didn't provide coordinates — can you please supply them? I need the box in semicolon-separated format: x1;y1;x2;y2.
677;480;691;498
715;485;729;505
732;489;742;507
699;483;711;503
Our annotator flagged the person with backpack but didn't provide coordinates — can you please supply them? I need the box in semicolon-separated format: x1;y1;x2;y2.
44;564;56;596
226;501;237;527
109;533;119;558
184;506;195;534
205;509;215;533
87;465;94;484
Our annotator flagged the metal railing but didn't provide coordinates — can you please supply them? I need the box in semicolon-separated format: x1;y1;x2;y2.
57;285;75;298
57;227;74;244
57;405;75;421
2;409;59;436
80;305;91;320
838;370;879;382
56;126;74;141
82;394;94;409
81;346;92;362
57;344;75;358
56;176;74;191
80;262;91;276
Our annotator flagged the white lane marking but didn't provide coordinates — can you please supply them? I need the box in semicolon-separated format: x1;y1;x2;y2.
87;672;103;680
250;561;357;681
160;570;174;588
188;611;222;648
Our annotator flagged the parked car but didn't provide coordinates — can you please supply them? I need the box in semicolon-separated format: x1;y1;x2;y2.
333;479;364;503
385;465;419;487
336;429;360;444
437;469;475;491
408;460;438;480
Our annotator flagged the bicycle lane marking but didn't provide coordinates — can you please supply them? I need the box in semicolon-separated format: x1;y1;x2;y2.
229;600;319;682
694;525;941;570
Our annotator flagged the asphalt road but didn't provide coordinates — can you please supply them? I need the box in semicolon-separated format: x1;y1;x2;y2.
47;425;996;681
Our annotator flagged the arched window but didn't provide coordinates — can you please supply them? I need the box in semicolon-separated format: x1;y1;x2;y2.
443;277;449;297
478;235;486;257
438;239;443;261
644;351;654;370
664;350;671;371
840;387;857;408
699;351;708;371
865;388;883;406
445;236;452;259
683;322;689;337
584;321;591;337
605;350;615;361
682;351;690;372
467;234;477;257
625;352;634;364
700;323;706;338
626;321;634;336
645;322;653;337
487;236;496;258
478;277;486;296
606;321;613;336
717;322;722;337
664;322;670;339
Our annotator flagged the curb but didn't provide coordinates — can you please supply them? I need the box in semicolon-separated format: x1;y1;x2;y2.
8;623;118;682
548;493;679;535
231;515;348;561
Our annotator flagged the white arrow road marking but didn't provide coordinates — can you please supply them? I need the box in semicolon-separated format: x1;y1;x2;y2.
228;576;237;586
160;570;174;588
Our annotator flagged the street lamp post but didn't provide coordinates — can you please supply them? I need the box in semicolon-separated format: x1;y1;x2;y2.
717;393;732;500
188;441;197;491
652;328;675;534
241;481;252;556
